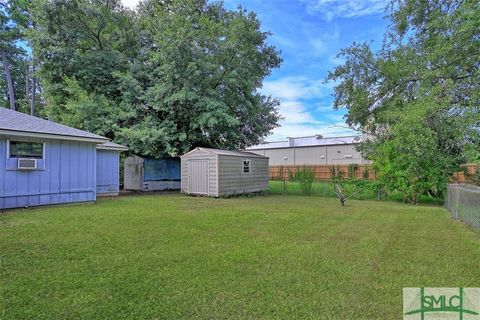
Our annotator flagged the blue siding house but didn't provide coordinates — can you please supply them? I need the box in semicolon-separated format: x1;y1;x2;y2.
0;108;127;209
96;142;128;196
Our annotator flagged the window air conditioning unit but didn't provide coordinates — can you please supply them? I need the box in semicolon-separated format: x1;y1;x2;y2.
17;158;37;170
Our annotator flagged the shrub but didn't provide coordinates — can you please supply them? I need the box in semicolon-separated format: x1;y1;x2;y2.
348;164;359;180
363;167;370;180
330;166;344;184
295;165;315;194
288;170;295;181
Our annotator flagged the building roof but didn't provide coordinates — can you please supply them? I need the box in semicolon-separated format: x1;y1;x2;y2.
97;141;129;151
182;147;268;158
0;107;108;143
245;135;363;150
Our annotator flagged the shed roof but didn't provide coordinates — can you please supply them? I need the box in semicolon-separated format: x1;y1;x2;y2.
182;147;267;158
246;135;363;150
0;107;108;143
97;141;129;151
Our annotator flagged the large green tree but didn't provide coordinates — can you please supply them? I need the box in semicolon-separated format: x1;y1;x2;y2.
29;0;137;128
28;0;281;157
329;0;480;203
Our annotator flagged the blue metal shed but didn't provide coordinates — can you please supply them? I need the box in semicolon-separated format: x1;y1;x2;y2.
96;142;129;196
124;156;181;191
0;107;124;210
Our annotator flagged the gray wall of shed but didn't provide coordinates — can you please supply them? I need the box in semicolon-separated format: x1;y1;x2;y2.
217;155;269;196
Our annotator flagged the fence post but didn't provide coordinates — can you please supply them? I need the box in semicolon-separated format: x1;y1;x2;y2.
455;186;459;220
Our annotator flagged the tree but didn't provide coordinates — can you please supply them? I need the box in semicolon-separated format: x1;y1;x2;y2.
29;0;137;121
10;0;39;115
0;47;15;110
0;0;37;113
367;103;454;203
28;0;282;157
328;0;480;203
0;1;25;110
118;0;282;156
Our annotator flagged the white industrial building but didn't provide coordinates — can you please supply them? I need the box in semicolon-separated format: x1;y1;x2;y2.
246;135;370;165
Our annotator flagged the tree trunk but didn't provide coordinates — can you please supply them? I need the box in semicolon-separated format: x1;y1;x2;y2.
1;48;15;110
25;64;29;102
31;59;36;116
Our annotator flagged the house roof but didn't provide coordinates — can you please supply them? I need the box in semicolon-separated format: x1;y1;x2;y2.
182;147;268;158
0;107;108;143
97;141;129;151
245;135;363;150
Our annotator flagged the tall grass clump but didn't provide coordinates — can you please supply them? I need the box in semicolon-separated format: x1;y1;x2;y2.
295;165;315;195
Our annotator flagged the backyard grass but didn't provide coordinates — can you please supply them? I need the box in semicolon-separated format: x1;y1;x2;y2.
1;194;479;319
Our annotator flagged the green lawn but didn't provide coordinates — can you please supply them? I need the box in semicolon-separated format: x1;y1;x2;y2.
1;194;479;319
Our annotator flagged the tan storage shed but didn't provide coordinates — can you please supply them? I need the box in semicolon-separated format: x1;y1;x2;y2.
181;148;269;197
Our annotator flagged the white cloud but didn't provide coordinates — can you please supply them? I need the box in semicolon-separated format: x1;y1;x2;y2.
316;105;334;113
261;76;354;141
262;78;308;101
121;0;140;9
262;76;334;101
303;0;387;20
268;122;356;141
277;101;317;124
262;77;334;127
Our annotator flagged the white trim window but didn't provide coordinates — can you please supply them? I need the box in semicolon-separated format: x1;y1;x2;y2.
8;141;44;159
243;160;251;173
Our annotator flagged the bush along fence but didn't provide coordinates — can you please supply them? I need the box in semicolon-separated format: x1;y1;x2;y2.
269;165;385;201
268;164;479;203
446;184;480;230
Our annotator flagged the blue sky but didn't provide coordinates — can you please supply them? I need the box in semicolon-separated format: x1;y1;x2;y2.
122;0;390;140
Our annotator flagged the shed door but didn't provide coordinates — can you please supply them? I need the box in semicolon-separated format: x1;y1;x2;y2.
188;159;209;195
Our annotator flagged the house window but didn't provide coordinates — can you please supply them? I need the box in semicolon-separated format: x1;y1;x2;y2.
243;160;250;173
9;141;44;159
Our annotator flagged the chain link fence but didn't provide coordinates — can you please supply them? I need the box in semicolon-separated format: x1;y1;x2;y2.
446;184;480;229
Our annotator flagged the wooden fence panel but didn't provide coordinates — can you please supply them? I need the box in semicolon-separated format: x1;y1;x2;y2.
452;164;478;183
269;164;376;181
269;163;477;182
